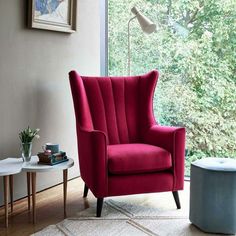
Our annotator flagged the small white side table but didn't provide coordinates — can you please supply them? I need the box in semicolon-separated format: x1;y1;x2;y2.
0;158;22;227
22;156;74;224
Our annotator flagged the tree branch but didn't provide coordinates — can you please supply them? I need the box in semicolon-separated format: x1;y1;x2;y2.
167;0;172;19
187;2;204;25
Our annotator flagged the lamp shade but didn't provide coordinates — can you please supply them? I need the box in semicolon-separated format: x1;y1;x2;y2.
131;7;156;34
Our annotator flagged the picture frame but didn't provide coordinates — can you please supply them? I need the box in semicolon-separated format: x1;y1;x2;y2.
28;0;77;33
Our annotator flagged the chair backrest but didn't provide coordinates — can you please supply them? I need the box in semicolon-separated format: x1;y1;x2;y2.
69;70;158;145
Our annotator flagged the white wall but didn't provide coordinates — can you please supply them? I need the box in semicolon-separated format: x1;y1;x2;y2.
0;0;100;205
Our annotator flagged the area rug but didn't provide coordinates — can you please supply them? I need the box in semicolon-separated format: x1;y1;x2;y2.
33;184;233;236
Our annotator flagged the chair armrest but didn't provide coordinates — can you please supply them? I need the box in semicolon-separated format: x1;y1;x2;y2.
78;127;108;197
143;125;186;190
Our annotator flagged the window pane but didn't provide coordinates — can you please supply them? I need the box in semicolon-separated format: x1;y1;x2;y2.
108;0;236;176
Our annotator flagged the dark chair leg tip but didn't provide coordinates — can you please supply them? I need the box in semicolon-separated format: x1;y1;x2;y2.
96;213;101;217
172;191;181;209
96;198;104;217
83;184;89;198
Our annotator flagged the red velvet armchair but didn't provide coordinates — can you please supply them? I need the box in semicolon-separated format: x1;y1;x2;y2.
69;70;185;217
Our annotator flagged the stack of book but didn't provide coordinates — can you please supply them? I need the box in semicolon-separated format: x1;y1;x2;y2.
37;151;68;165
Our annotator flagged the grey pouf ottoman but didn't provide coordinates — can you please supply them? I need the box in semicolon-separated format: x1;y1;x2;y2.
190;158;236;234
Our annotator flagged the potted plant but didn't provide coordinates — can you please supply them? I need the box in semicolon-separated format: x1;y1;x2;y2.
19;127;40;163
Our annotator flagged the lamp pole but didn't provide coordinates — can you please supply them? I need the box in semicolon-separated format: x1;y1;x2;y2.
127;16;137;76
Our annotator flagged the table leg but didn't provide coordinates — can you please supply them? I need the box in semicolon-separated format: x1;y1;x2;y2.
4;176;9;228
63;169;68;218
31;172;36;224
27;172;31;211
9;175;13;213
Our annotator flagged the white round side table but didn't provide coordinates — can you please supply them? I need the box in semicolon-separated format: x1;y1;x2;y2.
0;158;22;227
22;156;74;224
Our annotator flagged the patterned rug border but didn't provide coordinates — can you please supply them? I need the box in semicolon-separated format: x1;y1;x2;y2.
56;224;71;236
127;219;159;236
106;200;189;220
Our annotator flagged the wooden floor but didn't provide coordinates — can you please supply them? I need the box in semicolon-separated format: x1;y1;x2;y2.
0;177;93;236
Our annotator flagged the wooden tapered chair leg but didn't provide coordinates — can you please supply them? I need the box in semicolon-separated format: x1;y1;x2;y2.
96;198;104;217
27;172;31;211
63;169;68;218
83;184;89;198
4;176;9;228
172;191;181;209
9;175;13;213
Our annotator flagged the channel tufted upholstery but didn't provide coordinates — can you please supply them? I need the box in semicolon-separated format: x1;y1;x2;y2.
69;70;186;217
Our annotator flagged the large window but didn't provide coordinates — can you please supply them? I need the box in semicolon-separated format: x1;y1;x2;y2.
108;0;236;175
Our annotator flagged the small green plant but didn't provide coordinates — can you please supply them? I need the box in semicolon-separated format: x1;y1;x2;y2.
19;126;40;143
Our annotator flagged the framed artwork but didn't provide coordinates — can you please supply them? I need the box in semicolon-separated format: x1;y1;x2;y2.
28;0;77;33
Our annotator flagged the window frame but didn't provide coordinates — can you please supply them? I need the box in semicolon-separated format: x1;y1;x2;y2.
100;0;108;76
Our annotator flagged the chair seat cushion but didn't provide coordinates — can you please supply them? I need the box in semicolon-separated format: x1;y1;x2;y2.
107;143;172;175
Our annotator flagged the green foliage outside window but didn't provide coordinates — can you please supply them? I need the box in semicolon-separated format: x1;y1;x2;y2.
108;0;236;176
